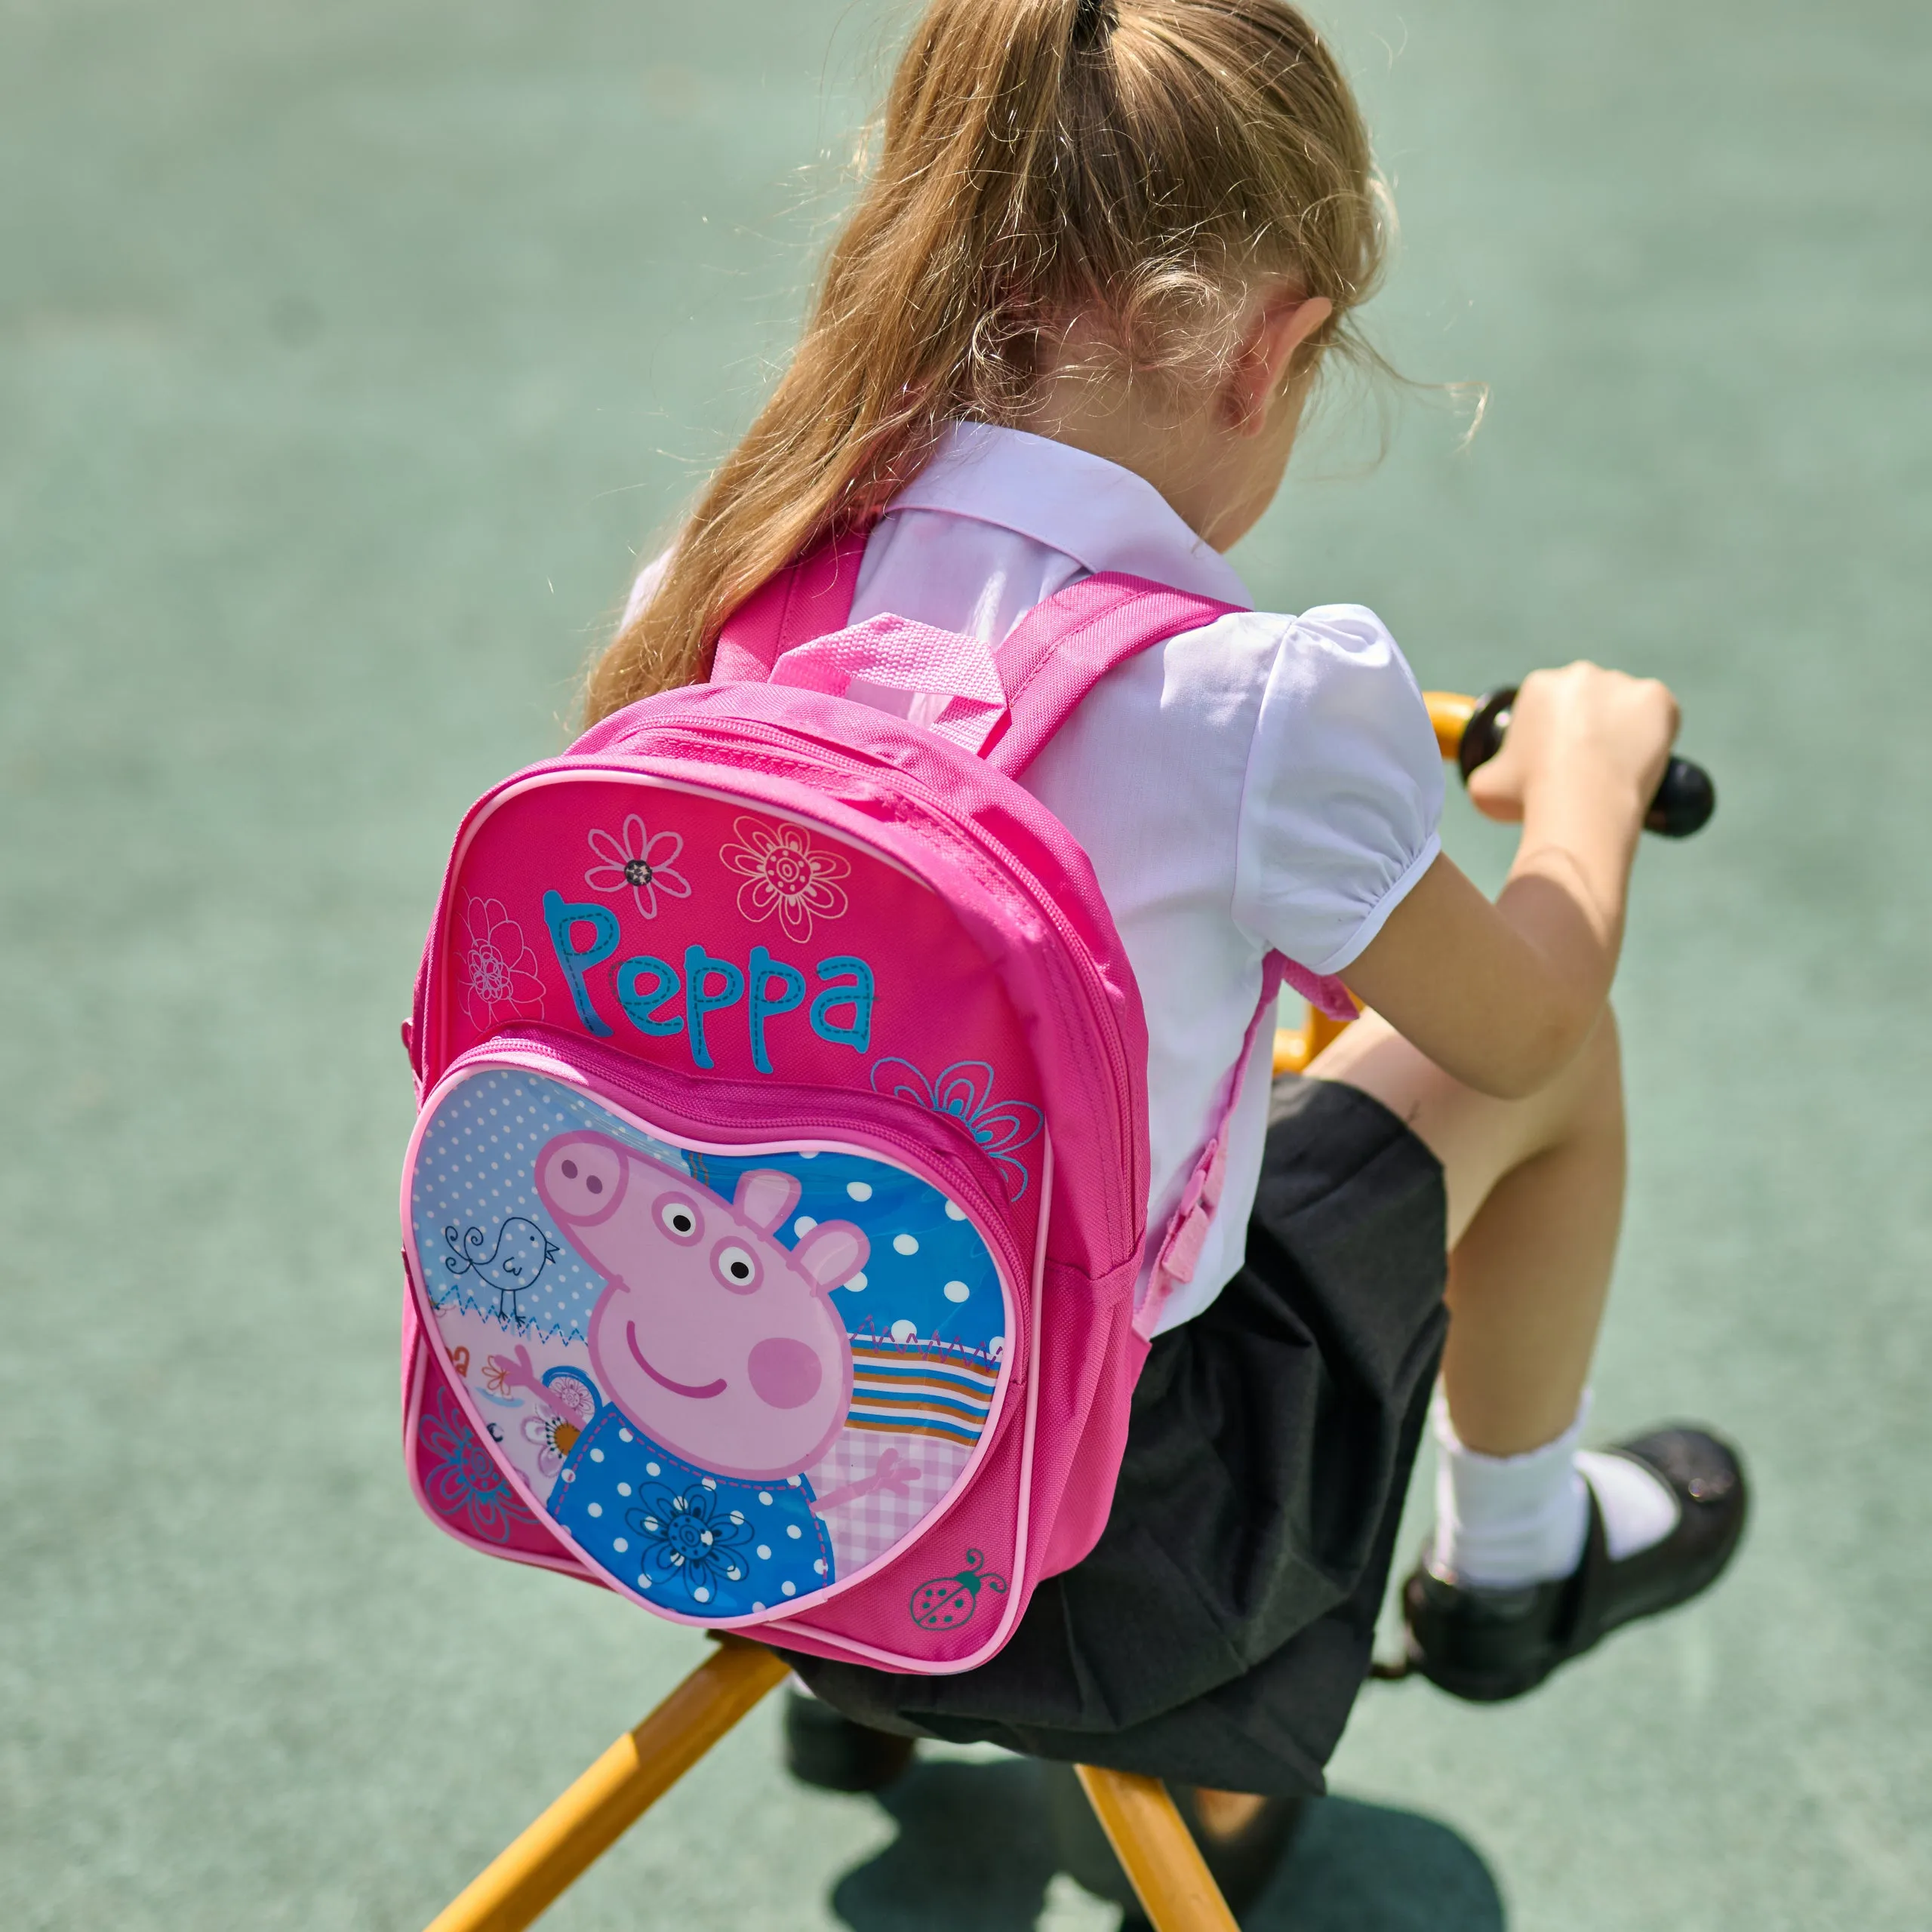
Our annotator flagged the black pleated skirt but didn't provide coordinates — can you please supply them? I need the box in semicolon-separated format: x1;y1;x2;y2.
784;1073;1449;1796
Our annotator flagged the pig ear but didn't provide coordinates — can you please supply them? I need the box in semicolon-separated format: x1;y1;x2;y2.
734;1168;802;1233
792;1220;869;1290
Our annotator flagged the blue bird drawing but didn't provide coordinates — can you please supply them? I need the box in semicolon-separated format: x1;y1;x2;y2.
444;1216;561;1323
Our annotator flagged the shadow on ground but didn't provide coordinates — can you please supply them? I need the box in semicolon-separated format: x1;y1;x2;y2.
829;1758;1504;1931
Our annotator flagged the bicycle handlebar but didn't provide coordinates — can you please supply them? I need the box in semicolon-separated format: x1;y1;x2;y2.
1422;687;1715;839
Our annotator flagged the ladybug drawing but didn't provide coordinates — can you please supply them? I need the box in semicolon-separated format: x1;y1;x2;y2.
909;1549;1008;1631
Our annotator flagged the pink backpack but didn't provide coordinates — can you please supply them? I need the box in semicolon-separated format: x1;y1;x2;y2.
398;537;1334;1673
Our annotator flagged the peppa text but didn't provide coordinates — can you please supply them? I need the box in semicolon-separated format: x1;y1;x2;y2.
541;891;873;1072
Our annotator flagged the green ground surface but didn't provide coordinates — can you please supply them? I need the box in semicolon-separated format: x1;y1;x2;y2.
3;2;1929;1925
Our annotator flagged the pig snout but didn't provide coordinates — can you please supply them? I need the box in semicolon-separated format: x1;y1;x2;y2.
536;1133;628;1227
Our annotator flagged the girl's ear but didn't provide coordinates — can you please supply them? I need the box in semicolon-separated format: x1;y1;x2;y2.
1221;292;1335;436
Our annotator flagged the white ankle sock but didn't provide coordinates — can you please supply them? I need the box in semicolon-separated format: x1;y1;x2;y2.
1574;1448;1681;1560
1430;1393;1680;1589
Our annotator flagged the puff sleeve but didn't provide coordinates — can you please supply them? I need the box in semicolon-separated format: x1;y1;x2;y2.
1231;605;1444;977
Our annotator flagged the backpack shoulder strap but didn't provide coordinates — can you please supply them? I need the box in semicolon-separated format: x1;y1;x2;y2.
1137;954;1284;1339
980;573;1244;778
712;531;869;682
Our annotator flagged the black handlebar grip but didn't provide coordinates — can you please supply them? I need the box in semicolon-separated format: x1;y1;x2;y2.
1642;757;1716;838
1457;685;1715;839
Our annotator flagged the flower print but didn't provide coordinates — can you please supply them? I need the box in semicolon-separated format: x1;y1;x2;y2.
627;1481;755;1607
869;1058;1043;1201
420;1385;538;1545
459;897;546;1030
520;1409;579;1478
491;1353;598;1475
583;814;691;920
717;815;850;945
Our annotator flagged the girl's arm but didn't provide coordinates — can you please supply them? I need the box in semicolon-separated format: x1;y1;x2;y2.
1340;662;1679;1100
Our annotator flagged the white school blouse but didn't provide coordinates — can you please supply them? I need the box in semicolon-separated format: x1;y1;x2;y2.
630;423;1443;1331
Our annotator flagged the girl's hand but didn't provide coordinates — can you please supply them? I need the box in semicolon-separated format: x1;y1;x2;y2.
1344;664;1681;1099
1465;663;1679;830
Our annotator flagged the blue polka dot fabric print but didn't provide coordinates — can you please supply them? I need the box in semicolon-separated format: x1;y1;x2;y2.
405;1066;1014;1620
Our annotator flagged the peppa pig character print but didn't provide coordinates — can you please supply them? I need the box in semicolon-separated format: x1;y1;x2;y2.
534;1131;868;1614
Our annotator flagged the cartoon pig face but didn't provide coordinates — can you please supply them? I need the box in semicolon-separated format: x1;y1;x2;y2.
535;1133;864;1481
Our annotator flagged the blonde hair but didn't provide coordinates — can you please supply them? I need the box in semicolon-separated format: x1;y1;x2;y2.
586;0;1389;724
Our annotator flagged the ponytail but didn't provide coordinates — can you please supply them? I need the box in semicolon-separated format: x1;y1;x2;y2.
586;0;1386;723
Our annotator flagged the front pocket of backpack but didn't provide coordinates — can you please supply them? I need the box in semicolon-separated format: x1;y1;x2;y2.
400;1048;1021;1624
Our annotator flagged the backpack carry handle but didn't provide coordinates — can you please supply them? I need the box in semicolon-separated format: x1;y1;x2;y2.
1430;686;1716;839
712;538;1245;783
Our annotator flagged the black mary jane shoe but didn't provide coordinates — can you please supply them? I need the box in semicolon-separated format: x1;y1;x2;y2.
1402;1425;1749;1704
1041;1761;1307;1924
781;1688;917;1792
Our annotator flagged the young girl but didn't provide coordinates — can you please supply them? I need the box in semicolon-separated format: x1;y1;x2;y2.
589;0;1746;1862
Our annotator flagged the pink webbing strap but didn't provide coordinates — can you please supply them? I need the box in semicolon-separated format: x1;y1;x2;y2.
978;570;1358;1023
980;572;1242;779
1137;952;1289;1340
1281;958;1358;1023
712;530;869;683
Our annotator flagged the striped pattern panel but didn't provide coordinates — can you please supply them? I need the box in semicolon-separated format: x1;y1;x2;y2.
848;1340;1001;1445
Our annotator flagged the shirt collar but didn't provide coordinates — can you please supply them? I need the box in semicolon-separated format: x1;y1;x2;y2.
885;421;1254;611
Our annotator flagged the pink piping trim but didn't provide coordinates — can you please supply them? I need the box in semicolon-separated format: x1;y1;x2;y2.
400;1271;597;1581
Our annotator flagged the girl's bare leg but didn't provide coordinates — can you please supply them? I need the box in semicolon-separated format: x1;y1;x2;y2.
1306;1005;1626;1457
